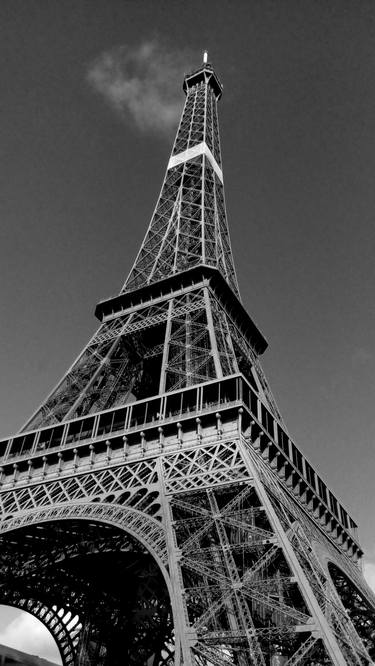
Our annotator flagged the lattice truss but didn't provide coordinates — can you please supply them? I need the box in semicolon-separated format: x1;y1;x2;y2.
244;442;375;663
0;520;173;666
172;72;221;161
3;60;374;666
22;62;281;432
162;440;375;665
122;76;239;296
0;453;173;665
23;285;282;431
0;438;374;665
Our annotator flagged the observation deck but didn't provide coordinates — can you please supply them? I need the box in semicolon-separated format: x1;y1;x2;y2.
0;373;360;563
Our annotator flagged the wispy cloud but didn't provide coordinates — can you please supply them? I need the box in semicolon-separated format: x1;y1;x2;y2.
87;41;194;135
0;611;62;663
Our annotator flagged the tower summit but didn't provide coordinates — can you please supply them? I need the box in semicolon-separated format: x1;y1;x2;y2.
0;61;373;665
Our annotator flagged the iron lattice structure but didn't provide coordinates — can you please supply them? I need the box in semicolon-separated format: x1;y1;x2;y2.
0;60;374;665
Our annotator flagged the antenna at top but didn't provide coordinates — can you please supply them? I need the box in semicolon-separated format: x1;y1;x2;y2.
203;51;208;64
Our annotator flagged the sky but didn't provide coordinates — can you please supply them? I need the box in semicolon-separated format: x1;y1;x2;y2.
0;0;375;659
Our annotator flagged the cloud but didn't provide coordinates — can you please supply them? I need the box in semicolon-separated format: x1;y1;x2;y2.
87;41;194;135
0;611;62;664
364;560;375;595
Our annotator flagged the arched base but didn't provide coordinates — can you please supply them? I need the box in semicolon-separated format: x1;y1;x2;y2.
0;504;175;666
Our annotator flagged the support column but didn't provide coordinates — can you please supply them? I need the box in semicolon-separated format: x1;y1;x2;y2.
239;437;348;666
159;299;174;394
203;287;223;379
156;457;194;666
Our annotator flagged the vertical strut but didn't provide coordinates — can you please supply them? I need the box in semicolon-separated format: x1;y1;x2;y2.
159;299;174;394
207;489;266;666
203;287;223;379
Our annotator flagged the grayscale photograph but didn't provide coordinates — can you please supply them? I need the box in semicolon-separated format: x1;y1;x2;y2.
0;1;374;664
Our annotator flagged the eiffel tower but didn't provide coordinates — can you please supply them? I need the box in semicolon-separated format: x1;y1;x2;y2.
0;55;374;666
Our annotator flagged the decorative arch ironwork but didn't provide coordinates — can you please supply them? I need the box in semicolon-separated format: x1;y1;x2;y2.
0;503;175;666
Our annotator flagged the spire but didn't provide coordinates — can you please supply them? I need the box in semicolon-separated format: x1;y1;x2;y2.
121;60;240;298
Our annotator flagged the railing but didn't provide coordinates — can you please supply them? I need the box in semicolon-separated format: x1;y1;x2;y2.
0;378;239;462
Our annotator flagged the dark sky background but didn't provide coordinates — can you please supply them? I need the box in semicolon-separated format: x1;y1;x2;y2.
0;2;374;648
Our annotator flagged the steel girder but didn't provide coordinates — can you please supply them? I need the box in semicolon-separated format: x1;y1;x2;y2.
22;284;278;432
0;433;374;665
1;59;374;666
0;520;173;665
